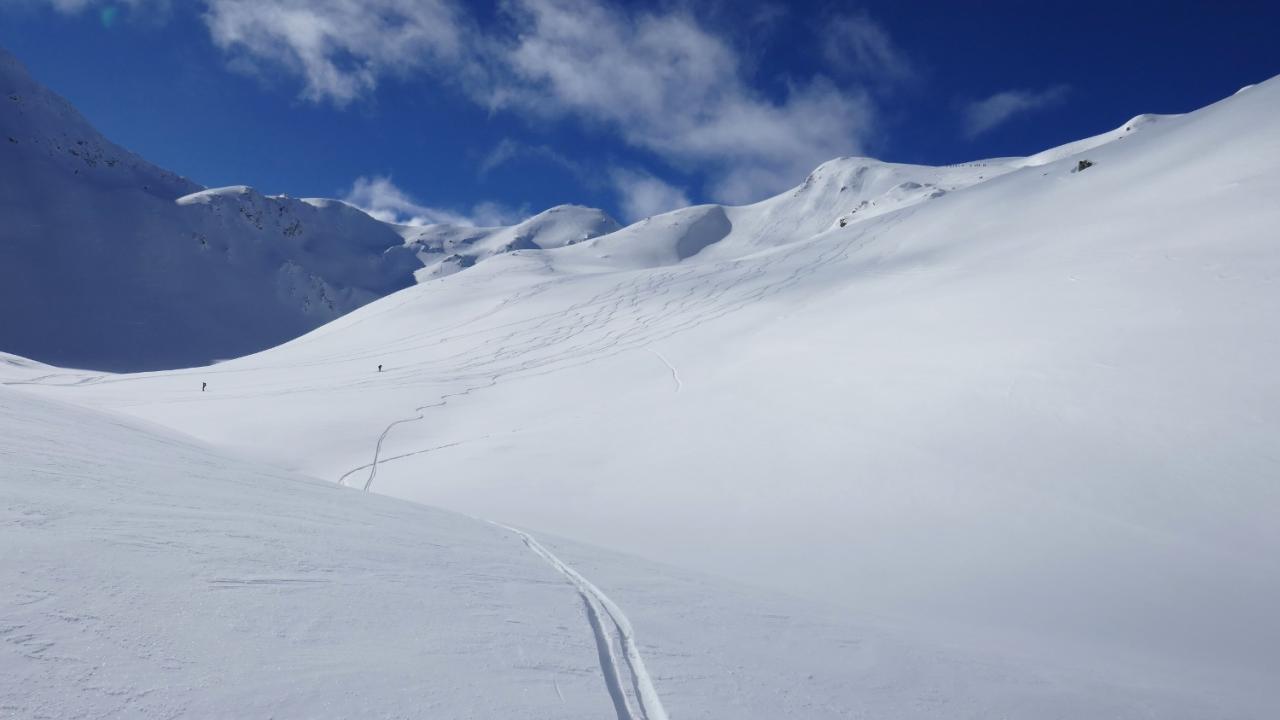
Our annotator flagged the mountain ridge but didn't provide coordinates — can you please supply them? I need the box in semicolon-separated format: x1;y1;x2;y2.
0;46;620;371
2;40;1202;372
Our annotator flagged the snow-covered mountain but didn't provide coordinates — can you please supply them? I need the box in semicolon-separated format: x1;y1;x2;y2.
0;48;619;372
4;43;1279;718
405;204;622;280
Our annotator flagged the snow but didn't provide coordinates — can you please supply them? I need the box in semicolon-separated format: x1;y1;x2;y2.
3;386;1261;718
403;204;621;281
4;43;1280;718
1014;112;1170;167
0;49;619;372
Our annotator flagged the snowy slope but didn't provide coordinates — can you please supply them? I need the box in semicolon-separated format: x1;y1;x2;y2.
0;48;619;372
404;203;621;280
7;384;1240;718
559;157;1007;272
1014;111;1170;167
10;74;1280;715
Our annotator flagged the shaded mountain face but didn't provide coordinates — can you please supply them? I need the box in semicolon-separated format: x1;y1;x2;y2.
0;49;619;371
0;49;417;371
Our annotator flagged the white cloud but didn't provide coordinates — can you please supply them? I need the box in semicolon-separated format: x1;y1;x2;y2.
29;0;129;9
610;168;690;223
492;0;875;204
203;0;464;106
466;200;529;227
19;0;170;19
478;138;588;181
196;0;878;205
343;175;524;227
822;14;914;85
39;0;105;9
478;139;523;177
33;0;895;206
962;86;1070;138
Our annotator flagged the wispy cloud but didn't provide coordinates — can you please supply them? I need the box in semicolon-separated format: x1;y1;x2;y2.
478;138;589;182
21;0;171;22
962;85;1070;138
203;0;465;106
609;168;690;223
201;0;880;205
822;14;915;86
32;0;157;10
35;0;904;206
343;176;525;227
477;139;524;177
492;0;874;205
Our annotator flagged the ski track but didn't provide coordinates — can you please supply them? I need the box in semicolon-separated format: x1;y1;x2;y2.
496;522;670;720
333;209;916;487
647;348;682;393
349;377;499;492
6;206;916;718
336;435;491;488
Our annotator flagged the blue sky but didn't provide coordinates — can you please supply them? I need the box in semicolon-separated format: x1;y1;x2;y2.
2;0;1277;225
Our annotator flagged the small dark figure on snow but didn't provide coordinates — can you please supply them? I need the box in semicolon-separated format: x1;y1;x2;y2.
202;382;207;392
378;364;383;373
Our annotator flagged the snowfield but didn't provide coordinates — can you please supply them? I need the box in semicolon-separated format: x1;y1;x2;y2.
3;388;1265;718
3;43;1279;718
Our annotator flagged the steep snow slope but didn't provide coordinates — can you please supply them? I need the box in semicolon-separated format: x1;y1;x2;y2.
0;48;619;372
5;385;1232;719
11;75;1280;715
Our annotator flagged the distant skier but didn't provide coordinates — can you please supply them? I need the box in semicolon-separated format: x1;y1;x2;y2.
378;364;383;373
202;382;207;392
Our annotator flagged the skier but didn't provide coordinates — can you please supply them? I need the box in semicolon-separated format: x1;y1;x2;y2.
202;382;207;392
378;364;383;373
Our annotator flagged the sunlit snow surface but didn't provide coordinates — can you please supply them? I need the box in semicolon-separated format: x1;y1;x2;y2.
4;70;1279;717
2;388;1259;718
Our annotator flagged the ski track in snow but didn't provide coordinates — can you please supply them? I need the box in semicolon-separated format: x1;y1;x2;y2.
647;348;682;393
336;435;491;488
348;378;499;491
328;214;913;710
496;522;670;720
7;208;912;499
334;209;916;488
